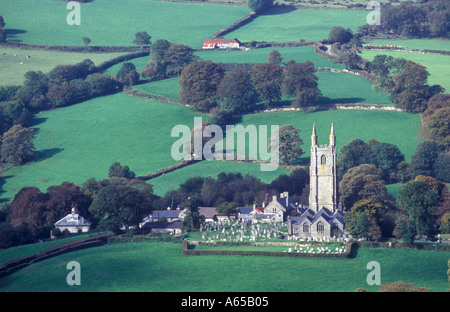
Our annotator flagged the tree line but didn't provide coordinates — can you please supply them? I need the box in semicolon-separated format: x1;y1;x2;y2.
178;56;321;117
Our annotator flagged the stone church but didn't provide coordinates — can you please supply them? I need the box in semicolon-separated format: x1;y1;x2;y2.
288;124;345;239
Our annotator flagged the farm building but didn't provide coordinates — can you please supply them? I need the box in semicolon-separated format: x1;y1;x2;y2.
54;207;91;234
202;38;241;49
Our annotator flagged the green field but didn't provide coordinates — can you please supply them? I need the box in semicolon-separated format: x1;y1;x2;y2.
196;46;345;69
0;241;448;291
0;0;250;48
0;47;128;85
0;92;418;201
226;7;368;43
363;38;450;52
361;49;450;93
0;94;205;201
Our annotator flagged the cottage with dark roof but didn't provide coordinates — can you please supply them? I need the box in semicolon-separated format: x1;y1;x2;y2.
288;207;345;239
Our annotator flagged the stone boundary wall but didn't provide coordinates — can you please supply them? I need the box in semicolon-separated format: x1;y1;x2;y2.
211;12;258;39
0;41;150;53
0;234;110;278
182;239;356;258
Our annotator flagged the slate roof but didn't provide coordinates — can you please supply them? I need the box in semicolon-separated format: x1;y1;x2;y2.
152;210;182;219
290;207;344;226
198;207;219;219
238;207;253;214
275;197;297;211
55;213;91;227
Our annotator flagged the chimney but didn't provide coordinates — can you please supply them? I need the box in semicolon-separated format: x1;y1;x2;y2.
284;192;289;206
167;207;171;210
253;204;256;210
262;202;266;208
272;195;277;202
280;193;284;198
71;207;77;215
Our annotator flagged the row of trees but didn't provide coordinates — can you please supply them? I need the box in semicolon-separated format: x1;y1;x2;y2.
368;54;444;113
178;58;321;115
379;0;450;39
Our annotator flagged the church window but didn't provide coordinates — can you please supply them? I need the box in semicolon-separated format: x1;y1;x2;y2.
317;222;324;233
321;154;326;165
302;222;309;233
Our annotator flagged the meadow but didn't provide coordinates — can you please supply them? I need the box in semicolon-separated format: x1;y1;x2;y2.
0;0;250;48
0;240;448;292
361;49;450;93
225;7;369;43
0;47;128;85
196;46;346;69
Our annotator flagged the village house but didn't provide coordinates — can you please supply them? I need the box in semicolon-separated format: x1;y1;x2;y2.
143;221;183;235
202;38;241;49
54;207;91;234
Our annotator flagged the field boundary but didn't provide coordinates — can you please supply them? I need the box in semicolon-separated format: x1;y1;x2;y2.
0;41;150;53
0;234;110;278
182;239;357;258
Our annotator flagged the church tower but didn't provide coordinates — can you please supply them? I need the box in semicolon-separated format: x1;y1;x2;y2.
308;123;337;213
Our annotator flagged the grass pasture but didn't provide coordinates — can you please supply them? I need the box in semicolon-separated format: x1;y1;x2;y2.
196;46;345;69
225;7;368;43
0;47;128;85
0;0;250;48
0;241;448;292
0;94;205;201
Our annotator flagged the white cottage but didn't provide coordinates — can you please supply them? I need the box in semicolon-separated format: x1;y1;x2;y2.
54;208;91;234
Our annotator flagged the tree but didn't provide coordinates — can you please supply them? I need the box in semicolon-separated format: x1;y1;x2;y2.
345;199;382;241
9;187;49;238
337;139;372;178
143;42;198;78
410;140;445;178
271;125;304;166
115;62;140;86
108;162;136;179
396;180;439;243
1;125;35;165
379;281;430;292
390;61;443;113
250;63;283;106
216;67;257;114
0;16;6;43
89;184;152;232
248;0;274;13
282;61;321;108
133;31;151;50
423;107;450;149
82;37;91;49
45;182;92;226
338;164;392;210
217;202;237;218
267;49;282;65
181;193;202;231
85;73;117;96
368;139;405;181
179;61;224;112
328;26;353;44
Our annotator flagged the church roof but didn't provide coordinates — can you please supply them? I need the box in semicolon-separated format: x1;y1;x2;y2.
290;208;344;226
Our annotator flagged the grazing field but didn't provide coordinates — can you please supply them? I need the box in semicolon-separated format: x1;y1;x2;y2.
361;50;450;92
0;47;127;85
0;94;205;201
0;92;417;202
196;46;345;69
1;0;250;48
0;241;448;292
225;7;368;43
362;38;450;52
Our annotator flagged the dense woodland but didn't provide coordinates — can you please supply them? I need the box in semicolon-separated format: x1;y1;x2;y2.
0;0;449;249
